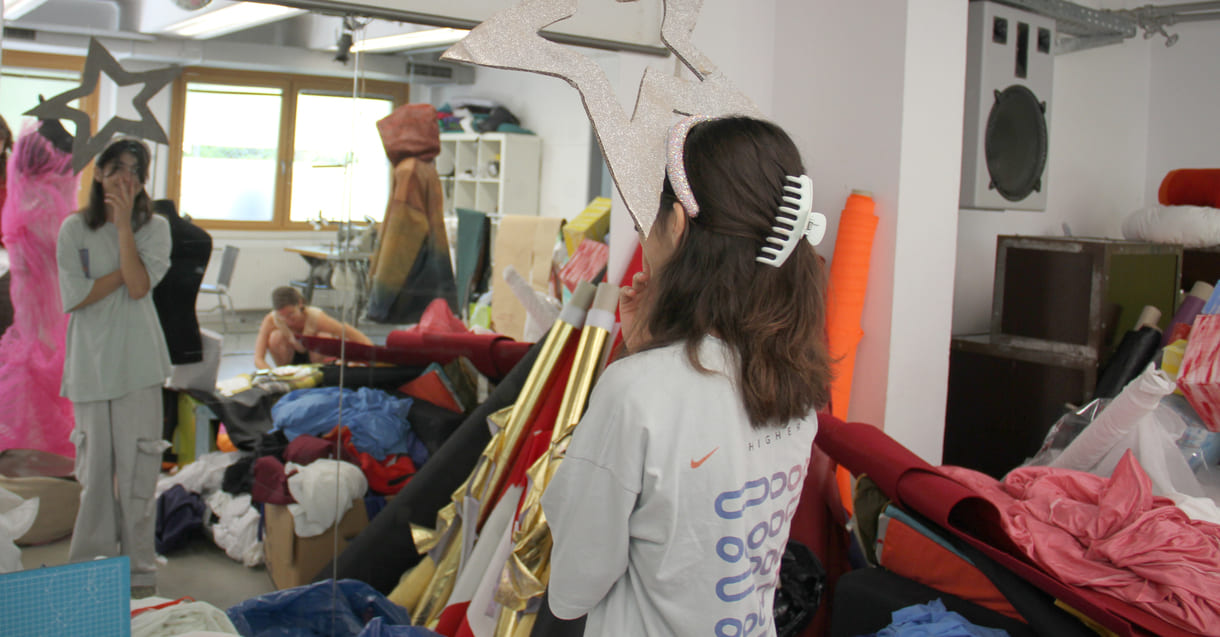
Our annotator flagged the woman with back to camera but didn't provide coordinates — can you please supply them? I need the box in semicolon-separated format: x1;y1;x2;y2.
541;116;832;636
57;137;172;596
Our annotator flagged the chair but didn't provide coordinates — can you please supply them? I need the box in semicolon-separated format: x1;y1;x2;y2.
198;245;239;331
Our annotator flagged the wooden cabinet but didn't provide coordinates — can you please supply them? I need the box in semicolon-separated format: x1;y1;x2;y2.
944;236;1183;478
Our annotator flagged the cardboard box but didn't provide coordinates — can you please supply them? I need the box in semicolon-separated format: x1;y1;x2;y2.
491;215;564;341
263;498;368;590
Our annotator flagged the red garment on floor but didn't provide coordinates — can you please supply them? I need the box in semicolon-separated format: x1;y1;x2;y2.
941;452;1220;637
322;426;417;495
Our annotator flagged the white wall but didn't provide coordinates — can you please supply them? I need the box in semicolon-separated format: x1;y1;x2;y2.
772;0;908;435
953;36;1154;336
770;0;967;461
1146;21;1220;210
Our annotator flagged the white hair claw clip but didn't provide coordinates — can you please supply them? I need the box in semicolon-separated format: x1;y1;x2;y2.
756;174;826;268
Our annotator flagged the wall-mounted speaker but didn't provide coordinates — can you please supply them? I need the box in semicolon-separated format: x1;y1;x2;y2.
960;1;1055;211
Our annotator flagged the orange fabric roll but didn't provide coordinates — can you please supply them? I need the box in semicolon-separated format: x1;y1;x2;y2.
825;192;879;420
1158;169;1220;208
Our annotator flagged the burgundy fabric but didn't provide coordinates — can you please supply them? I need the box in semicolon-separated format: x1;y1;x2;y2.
941;454;1220;636
814;418;1191;637
252;456;294;505
284;434;334;466
301;333;530;382
791;413;851;637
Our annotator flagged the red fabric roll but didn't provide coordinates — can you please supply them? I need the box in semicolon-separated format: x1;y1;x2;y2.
1158;169;1220;208
300;333;532;382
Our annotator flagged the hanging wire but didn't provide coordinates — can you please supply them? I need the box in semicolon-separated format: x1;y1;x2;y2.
330;14;368;637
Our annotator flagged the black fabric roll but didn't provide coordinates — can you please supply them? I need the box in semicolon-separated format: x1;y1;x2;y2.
407;398;467;457
319;363;425;391
1094;327;1162;399
315;334;547;592
829;568;1038;637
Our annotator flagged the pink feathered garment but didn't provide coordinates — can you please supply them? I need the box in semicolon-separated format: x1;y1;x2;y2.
0;122;78;456
942;451;1220;636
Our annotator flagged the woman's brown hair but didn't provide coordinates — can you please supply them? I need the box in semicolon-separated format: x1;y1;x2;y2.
0;115;12;183
83;138;153;231
640;116;832;428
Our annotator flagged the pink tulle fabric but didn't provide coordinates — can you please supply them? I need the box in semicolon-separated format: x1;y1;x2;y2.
0;122;78;456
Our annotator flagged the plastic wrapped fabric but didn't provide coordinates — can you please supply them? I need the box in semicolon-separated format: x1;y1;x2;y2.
1051;365;1174;472
1030;368;1220;522
226;579;413;637
0;120;77;457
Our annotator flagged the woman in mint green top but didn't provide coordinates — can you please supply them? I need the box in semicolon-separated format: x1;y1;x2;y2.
56;138;171;593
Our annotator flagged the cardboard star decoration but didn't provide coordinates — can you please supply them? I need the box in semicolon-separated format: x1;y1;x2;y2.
441;0;762;237
24;38;181;174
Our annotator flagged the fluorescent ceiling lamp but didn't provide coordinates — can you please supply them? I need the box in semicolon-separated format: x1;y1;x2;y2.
161;3;306;39
351;27;469;53
3;0;50;21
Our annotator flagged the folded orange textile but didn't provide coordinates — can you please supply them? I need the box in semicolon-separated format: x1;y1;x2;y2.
1158;169;1220;208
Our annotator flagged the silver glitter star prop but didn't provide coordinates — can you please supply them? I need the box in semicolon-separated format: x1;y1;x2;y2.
441;0;761;236
25;38;181;174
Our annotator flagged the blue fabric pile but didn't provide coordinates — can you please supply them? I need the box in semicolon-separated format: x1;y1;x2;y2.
270;387;427;464
867;599;1010;637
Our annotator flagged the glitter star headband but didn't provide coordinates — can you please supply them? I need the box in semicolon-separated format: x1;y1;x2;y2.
666;114;714;217
441;0;763;236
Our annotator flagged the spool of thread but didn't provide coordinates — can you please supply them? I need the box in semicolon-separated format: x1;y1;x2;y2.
1164;280;1214;346
1095;305;1163;399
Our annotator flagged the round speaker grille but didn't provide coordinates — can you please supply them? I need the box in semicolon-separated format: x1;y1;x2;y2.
984;85;1047;202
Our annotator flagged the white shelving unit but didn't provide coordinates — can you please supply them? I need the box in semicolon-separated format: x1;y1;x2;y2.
437;132;542;218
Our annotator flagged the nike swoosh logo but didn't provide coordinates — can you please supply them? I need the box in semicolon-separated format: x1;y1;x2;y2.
690;447;720;469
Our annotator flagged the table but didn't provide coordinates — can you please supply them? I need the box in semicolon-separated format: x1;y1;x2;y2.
284;245;373;322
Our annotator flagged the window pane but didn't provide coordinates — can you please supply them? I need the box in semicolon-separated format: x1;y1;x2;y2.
179;83;283;222
0;70;83;137
290;93;392;224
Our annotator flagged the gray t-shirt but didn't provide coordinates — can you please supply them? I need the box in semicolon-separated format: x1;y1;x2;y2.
57;213;172;402
542;338;818;636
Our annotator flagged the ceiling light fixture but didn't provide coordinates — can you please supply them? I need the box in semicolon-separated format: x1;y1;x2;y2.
2;0;50;21
350;27;468;53
161;2;305;39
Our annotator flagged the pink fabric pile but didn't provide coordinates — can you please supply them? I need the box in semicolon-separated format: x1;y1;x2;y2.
943;452;1220;636
0;122;77;456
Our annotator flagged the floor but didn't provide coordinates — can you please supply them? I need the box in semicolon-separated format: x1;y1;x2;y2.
17;304;400;612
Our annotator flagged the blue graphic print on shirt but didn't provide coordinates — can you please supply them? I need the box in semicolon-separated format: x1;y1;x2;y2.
711;458;808;636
